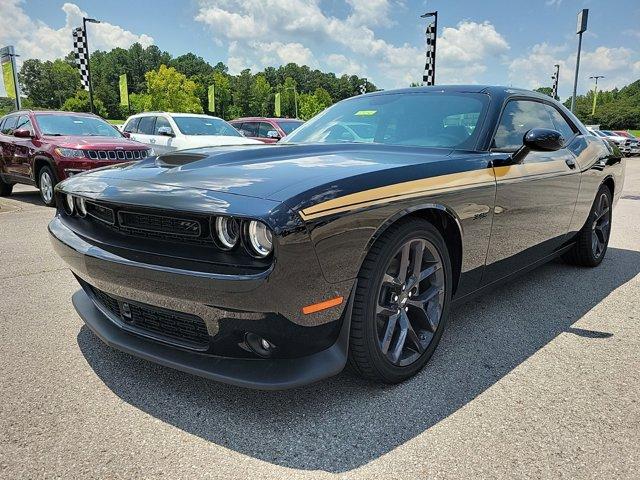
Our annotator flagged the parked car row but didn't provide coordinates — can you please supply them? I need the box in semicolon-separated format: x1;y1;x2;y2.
587;128;639;156
1;109;305;206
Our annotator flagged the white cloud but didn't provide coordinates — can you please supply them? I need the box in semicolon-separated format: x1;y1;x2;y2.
195;1;510;88
508;43;640;98
0;1;153;63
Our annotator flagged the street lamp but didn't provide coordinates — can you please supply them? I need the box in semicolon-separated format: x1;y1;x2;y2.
570;9;588;112
589;75;605;116
82;17;100;113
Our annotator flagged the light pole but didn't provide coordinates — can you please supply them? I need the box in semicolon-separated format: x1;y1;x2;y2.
589;75;604;116
421;11;438;85
570;9;588;112
551;64;560;101
82;17;100;113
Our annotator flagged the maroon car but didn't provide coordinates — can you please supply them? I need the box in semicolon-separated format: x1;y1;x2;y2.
230;117;304;144
0;110;152;206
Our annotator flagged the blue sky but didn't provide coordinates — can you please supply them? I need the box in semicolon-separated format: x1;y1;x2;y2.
1;0;639;99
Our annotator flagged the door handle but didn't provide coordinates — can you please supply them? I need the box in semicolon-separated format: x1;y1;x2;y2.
565;157;576;169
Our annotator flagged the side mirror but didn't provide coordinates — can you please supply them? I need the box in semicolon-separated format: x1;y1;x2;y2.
122;131;131;138
266;130;280;139
13;128;33;138
157;126;175;137
511;128;564;164
523;128;564;151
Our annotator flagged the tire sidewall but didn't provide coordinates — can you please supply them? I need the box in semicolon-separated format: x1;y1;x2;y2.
38;165;57;207
358;221;453;382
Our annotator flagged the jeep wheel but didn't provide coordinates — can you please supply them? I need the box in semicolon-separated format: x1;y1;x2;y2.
38;166;57;207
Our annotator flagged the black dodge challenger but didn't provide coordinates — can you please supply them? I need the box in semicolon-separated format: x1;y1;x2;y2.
50;86;625;389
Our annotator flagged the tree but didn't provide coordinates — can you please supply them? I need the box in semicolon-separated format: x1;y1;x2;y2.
19;59;80;109
170;53;214;78
232;69;253;116
61;90;108;118
534;87;554;98
145;65;203;113
250;75;272;116
298;88;333;120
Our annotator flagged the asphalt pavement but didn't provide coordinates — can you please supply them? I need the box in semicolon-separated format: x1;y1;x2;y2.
1;160;639;479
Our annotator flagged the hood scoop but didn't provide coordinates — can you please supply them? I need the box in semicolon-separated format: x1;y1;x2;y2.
155;152;209;168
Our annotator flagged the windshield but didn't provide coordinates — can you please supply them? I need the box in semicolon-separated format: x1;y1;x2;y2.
173;116;241;137
282;92;489;149
36;114;122;137
277;120;304;135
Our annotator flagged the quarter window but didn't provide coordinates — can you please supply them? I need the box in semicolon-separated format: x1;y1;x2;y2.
137;116;156;135
492;100;555;151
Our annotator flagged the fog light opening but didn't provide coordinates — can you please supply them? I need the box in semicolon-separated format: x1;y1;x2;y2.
245;332;274;358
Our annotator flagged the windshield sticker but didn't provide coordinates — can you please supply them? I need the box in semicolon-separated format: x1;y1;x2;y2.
355;110;377;116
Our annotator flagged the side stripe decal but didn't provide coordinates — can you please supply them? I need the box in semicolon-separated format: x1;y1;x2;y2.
298;159;569;221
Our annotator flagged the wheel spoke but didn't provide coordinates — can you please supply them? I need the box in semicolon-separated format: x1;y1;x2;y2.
376;303;397;317
382;273;401;289
397;243;411;283
380;312;400;354
409;284;442;304
389;318;408;363
403;312;425;354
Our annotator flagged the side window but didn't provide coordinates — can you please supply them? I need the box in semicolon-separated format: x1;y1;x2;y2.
124;117;140;133
0;118;6;134
241;122;258;137
545;105;576;142
258;122;272;137
154;116;172;134
1;116;18;135
137;116;156;135
15;115;33;134
492;100;555;151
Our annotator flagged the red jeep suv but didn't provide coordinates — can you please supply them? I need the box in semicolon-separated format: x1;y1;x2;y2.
230;117;304;143
0;110;152;206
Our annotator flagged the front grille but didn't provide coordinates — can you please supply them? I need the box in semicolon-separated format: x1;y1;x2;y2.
89;286;209;349
118;211;202;237
86;149;148;160
85;201;115;225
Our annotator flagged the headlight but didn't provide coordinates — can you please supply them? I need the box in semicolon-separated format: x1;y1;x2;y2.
55;148;86;158
76;197;87;217
214;216;240;249
246;220;273;258
64;194;75;214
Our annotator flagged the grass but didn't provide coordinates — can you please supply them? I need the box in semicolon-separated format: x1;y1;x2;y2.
106;119;125;125
629;130;640;137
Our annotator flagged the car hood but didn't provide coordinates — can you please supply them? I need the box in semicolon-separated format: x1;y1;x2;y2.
43;135;146;149
180;135;263;146
64;143;455;202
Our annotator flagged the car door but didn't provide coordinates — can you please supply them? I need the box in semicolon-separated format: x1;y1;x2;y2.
12;115;36;178
239;122;259;141
0;115;19;176
482;98;581;283
258;121;279;144
151;116;176;154
123;117;141;140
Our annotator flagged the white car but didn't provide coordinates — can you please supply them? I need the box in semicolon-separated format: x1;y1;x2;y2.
122;112;263;154
588;128;633;156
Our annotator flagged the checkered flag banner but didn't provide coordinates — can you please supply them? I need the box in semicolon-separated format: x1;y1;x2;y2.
72;27;90;91
422;21;436;85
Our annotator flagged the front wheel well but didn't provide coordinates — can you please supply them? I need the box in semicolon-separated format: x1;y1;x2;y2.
33;157;54;186
370;208;463;295
602;176;615;196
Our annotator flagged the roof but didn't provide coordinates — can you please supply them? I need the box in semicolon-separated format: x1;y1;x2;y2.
127;112;223;120
367;84;552;100
230;117;303;122
3;109;98;117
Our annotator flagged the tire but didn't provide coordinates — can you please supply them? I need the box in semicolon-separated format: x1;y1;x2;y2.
37;165;57;207
563;184;612;267
0;176;13;197
348;219;453;384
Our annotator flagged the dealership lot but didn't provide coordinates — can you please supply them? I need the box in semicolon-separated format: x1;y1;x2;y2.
1;161;638;479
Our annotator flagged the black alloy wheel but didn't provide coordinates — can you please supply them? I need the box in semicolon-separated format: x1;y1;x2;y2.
376;238;445;366
349;219;452;383
564;184;612;267
591;191;611;260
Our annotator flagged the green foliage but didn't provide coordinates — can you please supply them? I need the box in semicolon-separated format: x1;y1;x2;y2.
61;90;108;118
17;45;375;121
566;80;640;130
19;58;80;109
299;87;333;120
145;65;203;113
0;97;15;116
534;87;555;99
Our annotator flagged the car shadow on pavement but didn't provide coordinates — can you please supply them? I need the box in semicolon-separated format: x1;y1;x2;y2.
77;246;640;473
3;188;45;207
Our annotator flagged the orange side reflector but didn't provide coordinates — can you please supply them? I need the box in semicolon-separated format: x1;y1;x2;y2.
302;296;344;315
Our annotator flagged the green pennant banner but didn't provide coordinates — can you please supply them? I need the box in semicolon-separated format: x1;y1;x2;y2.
2;60;16;100
275;92;281;117
208;85;215;112
119;74;129;107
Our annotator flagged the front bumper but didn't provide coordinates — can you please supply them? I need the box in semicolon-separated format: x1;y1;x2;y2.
49;215;355;389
